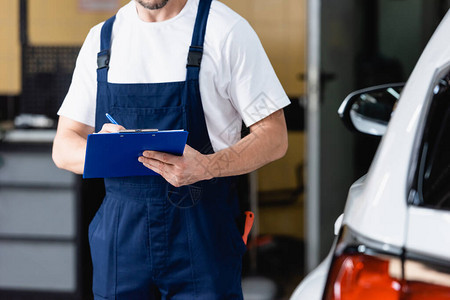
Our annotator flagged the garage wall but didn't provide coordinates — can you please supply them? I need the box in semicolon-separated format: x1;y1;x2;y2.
28;0;129;46
0;0;129;97
0;0;21;95
223;0;306;97
379;0;423;78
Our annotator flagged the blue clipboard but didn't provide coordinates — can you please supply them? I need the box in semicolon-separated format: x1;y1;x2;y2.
83;130;188;179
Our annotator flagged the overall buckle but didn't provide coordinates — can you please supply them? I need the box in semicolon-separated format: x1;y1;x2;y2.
187;46;203;67
97;50;110;69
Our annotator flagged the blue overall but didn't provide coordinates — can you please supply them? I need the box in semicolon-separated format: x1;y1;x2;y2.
89;0;246;299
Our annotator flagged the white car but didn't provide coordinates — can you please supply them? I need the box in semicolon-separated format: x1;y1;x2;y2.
291;10;450;300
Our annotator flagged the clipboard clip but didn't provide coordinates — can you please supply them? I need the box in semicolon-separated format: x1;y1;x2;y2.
118;129;158;133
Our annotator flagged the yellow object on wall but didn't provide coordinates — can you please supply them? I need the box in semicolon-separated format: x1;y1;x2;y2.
0;0;21;95
28;0;129;46
257;131;305;239
259;198;304;239
222;0;306;97
258;131;304;192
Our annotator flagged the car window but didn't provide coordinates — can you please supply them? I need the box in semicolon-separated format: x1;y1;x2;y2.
416;73;450;210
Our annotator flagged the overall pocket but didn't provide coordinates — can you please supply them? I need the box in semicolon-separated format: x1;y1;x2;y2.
226;216;248;257
88;200;106;241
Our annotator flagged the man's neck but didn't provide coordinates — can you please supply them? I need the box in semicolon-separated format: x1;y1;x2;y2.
135;0;188;22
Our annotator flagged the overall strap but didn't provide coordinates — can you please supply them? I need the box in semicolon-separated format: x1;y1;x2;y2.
186;0;213;80
97;15;116;82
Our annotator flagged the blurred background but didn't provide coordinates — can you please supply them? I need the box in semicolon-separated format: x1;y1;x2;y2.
0;0;449;299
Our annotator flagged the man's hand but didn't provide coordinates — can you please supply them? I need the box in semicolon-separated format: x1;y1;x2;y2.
138;145;212;187
98;123;126;133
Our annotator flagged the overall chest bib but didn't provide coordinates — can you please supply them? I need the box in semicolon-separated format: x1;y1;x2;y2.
88;1;246;298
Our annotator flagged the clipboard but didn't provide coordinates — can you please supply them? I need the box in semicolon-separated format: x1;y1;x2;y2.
83;130;188;179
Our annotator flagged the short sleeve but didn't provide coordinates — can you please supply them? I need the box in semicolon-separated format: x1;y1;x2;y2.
224;20;290;127
57;24;102;127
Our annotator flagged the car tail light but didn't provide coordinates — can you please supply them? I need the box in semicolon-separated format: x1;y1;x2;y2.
323;227;450;300
324;253;401;299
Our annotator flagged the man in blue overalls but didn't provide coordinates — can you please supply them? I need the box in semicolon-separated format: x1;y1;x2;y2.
53;0;290;298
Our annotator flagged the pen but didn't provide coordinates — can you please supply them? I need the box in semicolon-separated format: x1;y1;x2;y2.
105;113;119;125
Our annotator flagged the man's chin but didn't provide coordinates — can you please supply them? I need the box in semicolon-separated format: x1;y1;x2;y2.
136;0;170;10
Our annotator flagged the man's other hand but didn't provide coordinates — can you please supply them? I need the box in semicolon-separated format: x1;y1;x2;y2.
138;145;212;187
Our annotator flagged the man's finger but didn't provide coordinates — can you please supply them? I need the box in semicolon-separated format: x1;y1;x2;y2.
142;162;161;174
141;158;166;175
142;151;177;164
142;160;180;185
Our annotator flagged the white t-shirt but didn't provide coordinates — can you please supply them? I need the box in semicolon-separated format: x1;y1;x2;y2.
58;0;290;151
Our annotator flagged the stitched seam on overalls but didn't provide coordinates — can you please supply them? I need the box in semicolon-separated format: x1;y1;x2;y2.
147;200;154;281
163;194;168;273
185;209;198;297
114;204;121;299
145;201;152;272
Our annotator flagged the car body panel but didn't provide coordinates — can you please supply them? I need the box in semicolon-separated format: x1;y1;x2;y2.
406;206;450;261
289;253;331;300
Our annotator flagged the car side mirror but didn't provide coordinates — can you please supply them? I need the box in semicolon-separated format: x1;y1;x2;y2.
338;83;404;136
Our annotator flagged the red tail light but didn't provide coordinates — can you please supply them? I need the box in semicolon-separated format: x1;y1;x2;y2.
324;253;450;300
405;281;450;300
323;227;450;300
324;253;401;300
